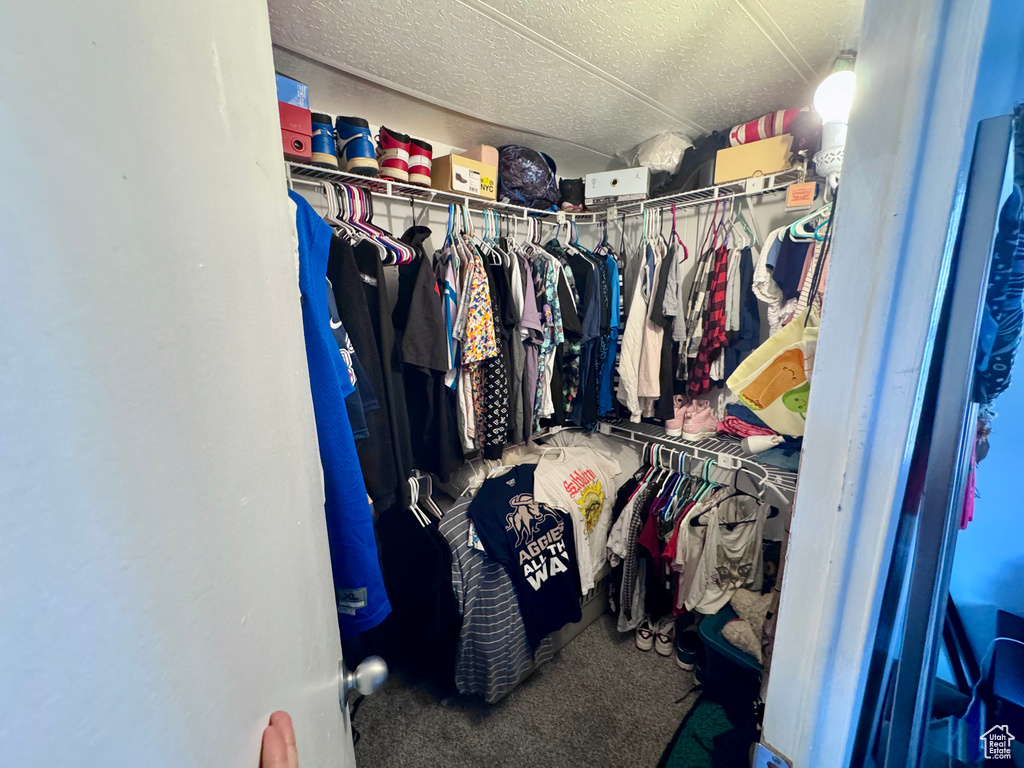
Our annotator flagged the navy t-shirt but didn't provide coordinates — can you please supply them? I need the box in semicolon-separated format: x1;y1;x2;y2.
468;464;582;652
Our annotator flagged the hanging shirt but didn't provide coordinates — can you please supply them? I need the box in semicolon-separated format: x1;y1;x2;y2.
287;191;391;636
355;240;415;509
532;254;564;430
326;281;375;441
752;229;790;336
438;499;555;702
438;251;460;385
393;244;464;480
599;250;621;416
480;258;511;460
616;252;648;422
771;235;812;302
671;487;728;614
468;464;582;652
393;246;448;372
328;237;400;510
533;449;621;594
520;255;544;441
687;245;729;395
723;247;762;379
454;242;498;364
637;241;666;404
684;494;768;614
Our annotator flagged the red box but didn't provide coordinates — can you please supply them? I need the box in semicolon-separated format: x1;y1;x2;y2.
278;102;312;162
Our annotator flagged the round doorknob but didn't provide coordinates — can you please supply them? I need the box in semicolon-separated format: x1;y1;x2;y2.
338;656;388;708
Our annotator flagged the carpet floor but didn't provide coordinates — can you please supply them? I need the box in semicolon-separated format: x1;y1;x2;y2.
352;614;699;768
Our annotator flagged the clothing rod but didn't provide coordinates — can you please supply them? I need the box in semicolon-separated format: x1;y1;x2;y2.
607;164;807;219
599;421;795;508
289;176;604;225
618;183;788;219
287;162;601;223
290;176;530;222
287;161;806;224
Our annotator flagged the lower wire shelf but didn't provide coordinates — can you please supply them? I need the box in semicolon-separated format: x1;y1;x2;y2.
597;419;799;510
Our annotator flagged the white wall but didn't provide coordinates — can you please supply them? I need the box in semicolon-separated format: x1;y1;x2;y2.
0;3;350;767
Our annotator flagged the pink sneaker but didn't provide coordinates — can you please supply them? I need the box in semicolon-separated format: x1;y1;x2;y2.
682;399;718;441
665;395;688;437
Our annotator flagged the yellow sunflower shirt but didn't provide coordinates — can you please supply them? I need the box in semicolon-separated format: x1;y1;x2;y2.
533;448;622;594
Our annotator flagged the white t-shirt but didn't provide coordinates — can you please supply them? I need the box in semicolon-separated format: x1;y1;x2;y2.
533;448;621;593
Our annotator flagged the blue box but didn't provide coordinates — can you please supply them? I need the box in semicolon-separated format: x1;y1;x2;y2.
275;73;309;109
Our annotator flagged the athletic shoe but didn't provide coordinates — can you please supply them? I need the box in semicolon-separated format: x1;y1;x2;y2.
665;395;688;437
310;112;340;169
334;116;379;176
635;618;655;652
675;629;701;670
682;398;718;441
655;618;676;657
408;137;433;186
376;125;411;183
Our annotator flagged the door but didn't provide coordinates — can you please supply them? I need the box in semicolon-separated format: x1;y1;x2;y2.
855;114;1014;768
0;2;357;766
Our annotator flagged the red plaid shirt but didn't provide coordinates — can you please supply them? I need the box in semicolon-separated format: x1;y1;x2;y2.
688;245;729;396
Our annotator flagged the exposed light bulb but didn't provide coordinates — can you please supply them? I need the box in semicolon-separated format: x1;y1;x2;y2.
814;70;856;125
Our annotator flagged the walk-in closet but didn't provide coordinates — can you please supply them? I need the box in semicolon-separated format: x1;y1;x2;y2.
7;1;1024;767
268;0;860;763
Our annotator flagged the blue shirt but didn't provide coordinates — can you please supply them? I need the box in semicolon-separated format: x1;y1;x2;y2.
289;191;391;635
599;251;621;416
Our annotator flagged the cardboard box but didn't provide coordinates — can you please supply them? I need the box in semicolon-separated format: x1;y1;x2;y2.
278;102;311;162
432;153;497;200
585;167;650;205
713;134;793;184
275;73;309;108
462;144;499;167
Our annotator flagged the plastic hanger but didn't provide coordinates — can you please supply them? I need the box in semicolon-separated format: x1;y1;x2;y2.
788;202;833;240
408;478;431;527
354;188;410;264
320;182;362;243
335;185;406;265
670;204;687;251
743;196;762;246
698;200;722;256
444;203;456;249
320;181;346;232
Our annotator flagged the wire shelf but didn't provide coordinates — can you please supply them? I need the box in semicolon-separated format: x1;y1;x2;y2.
286;162;601;223
288;162;809;224
603;165;808;218
599;419;798;507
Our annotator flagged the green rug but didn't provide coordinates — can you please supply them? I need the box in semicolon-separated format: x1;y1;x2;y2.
657;694;757;768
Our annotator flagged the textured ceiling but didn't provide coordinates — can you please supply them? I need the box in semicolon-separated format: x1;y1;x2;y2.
268;0;862;160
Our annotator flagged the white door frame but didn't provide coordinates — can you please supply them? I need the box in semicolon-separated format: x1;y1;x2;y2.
762;0;1024;765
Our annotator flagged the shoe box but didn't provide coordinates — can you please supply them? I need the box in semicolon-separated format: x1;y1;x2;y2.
432;153;497;200
461;144;499;167
713;134;794;184
275;73;311;163
585;167;650;206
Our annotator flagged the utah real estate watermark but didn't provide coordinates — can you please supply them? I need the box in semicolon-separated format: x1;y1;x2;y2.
981;725;1015;760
